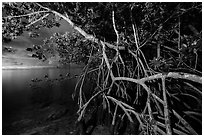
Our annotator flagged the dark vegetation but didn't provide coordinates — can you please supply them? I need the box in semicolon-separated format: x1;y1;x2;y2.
2;2;202;135
3;46;16;53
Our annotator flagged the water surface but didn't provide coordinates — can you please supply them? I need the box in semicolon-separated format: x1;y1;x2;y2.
2;66;83;127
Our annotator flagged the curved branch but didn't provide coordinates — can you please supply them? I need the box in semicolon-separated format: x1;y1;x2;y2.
36;3;125;51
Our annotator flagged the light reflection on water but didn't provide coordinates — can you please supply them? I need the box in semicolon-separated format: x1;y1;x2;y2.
2;66;82;123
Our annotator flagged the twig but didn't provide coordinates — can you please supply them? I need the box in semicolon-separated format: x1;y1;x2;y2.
101;41;115;80
132;22;139;50
157;43;161;58
112;10;125;75
112;10;119;47
128;49;152;76
178;17;181;58
112;104;118;125
26;13;50;28
183;82;202;95
139;25;163;49
130;5;140;49
182;62;202;75
104;94;111;114
156;121;187;135
77;89;105;121
193;49;198;70
107;96;133;122
173;110;198;134
147;92;153;120
3;10;49;19
140;83;164;107
162;45;179;54
139;4;180;49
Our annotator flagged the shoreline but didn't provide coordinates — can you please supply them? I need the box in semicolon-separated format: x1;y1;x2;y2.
2;64;84;70
2;66;58;70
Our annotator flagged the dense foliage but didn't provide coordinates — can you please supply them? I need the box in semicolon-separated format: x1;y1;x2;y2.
2;2;202;135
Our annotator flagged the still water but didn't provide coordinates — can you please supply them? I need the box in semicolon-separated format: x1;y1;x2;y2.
2;66;83;126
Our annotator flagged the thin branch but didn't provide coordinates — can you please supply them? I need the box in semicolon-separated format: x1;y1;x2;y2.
112;10;119;47
188;24;200;38
147;92;153;120
193;49;198;70
182;62;202;75
173;110;198;134
101;41;115;80
128;48;152;76
183;82;202;95
111;10;125;75
162;45;179;54
178;17;181;58
162;77;172;134
139;25;163;49
132;22;139;50
78;71;86;108
140;83;164;105
157;43;161;58
77;89;104;121
112;104;118;125
26;13;50;28
139;4;180;49
156;121;187;135
78;47;94;107
107;96;133;123
3;10;49;19
130;5;140;49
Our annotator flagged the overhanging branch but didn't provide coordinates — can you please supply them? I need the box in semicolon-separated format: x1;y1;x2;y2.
36;3;125;51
